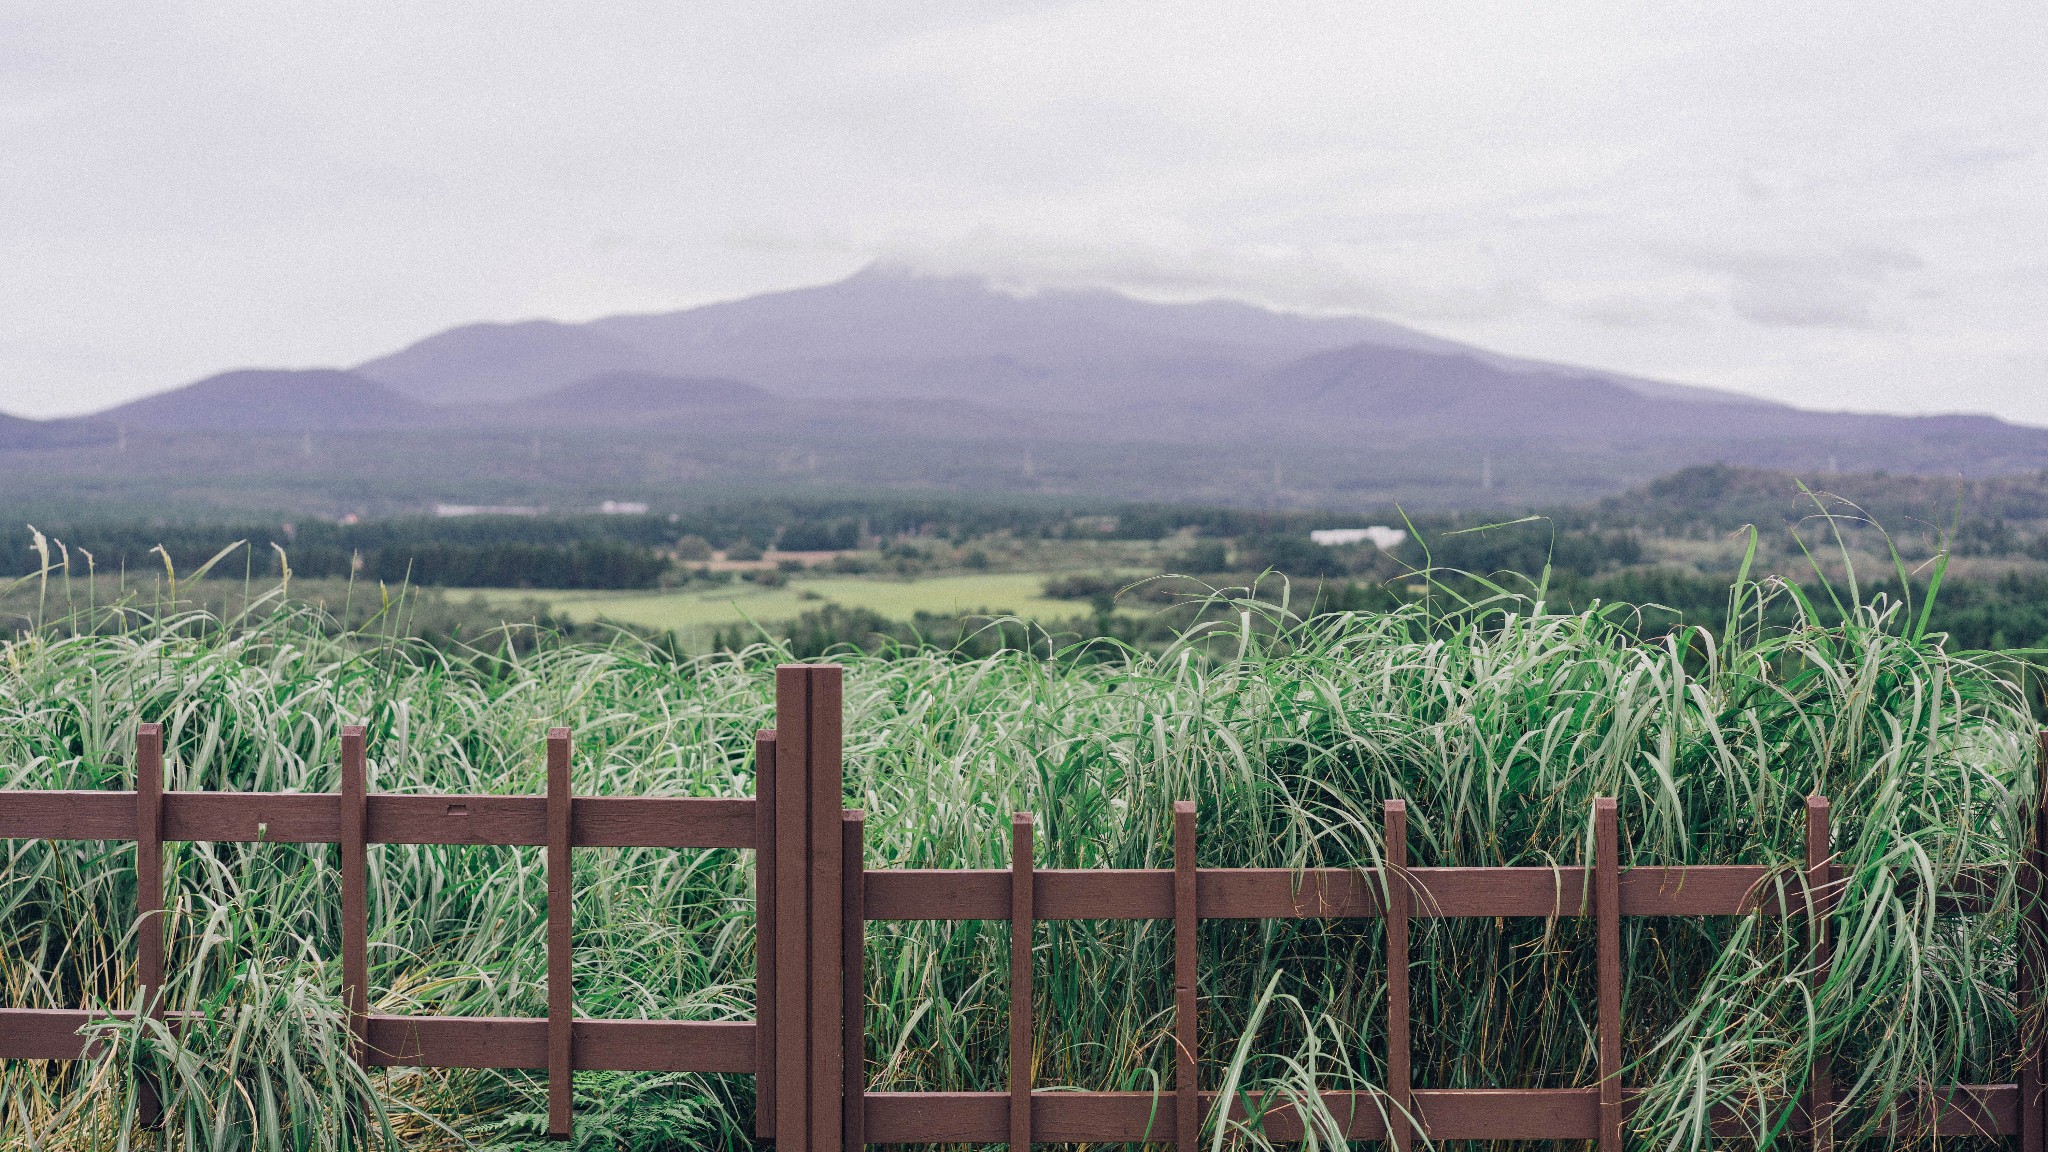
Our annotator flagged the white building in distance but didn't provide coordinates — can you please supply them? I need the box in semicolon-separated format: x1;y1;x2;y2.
434;504;543;518
1310;526;1408;550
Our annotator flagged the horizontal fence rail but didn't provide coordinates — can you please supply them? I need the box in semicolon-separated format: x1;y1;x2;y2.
2;668;2044;1150
859;863;2001;920
0;791;756;847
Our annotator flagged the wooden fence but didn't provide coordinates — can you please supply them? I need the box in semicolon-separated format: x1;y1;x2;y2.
2;662;2045;1150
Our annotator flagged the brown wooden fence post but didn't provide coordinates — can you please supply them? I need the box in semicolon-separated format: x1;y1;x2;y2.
775;669;812;1150
755;728;778;1141
1806;794;1833;1151
2026;730;2048;1152
135;722;165;1128
1384;800;1412;1152
806;666;845;1152
1594;797;1621;1152
843;810;866;1152
773;664;846;1152
546;728;574;1139
1011;812;1035;1151
1174;800;1198;1152
340;725;369;1070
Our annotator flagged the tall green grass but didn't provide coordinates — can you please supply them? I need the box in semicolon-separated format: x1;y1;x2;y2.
1;564;2038;1149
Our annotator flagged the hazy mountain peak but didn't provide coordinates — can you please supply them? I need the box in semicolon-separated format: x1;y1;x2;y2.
329;268;1792;418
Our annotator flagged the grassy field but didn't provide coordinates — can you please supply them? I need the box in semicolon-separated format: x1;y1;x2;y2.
1;573;2040;1150
470;571;1109;641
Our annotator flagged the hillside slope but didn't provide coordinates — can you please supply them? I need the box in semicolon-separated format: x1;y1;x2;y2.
89;369;430;432
355;322;652;406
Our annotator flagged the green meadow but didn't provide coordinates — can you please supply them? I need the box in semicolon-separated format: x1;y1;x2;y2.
471;571;1112;641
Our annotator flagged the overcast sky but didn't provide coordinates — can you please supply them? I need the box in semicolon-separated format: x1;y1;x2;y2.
3;1;2044;422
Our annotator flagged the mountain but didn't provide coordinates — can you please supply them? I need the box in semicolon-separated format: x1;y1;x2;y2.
88;369;430;431
7;268;2048;512
1247;345;1672;440
1232;341;2048;479
354;266;1772;416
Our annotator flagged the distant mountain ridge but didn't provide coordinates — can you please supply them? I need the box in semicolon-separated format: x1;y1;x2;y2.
47;267;1809;439
5;267;2046;510
355;265;1776;415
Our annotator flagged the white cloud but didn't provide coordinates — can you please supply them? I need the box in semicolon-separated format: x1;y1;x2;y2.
1653;245;1928;330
